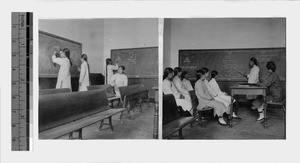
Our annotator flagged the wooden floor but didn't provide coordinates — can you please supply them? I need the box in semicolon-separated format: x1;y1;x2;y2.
181;103;286;139
58;102;155;139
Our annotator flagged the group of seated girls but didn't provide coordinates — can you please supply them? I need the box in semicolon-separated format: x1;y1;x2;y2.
163;60;283;126
163;67;238;125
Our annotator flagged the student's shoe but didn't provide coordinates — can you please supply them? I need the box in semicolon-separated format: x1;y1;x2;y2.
218;117;227;126
232;112;242;119
256;111;265;121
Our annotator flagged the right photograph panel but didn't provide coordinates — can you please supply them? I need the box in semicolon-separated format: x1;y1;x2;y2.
162;18;286;139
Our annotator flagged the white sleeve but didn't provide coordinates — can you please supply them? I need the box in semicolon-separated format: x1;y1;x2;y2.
79;63;86;83
52;55;63;65
110;74;116;86
205;81;217;97
124;75;128;86
173;78;189;95
112;64;119;70
163;80;180;99
248;67;259;83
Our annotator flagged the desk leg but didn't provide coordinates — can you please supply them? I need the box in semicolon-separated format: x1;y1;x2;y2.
229;103;233;128
263;96;267;128
153;102;159;139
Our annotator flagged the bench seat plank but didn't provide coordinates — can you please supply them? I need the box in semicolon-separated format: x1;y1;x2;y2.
40;108;126;139
163;116;196;138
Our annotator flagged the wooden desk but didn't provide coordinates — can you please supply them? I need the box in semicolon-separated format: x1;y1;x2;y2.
230;86;267;128
152;87;159;139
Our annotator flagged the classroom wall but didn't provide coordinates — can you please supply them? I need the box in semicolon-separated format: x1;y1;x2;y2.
39;19;158;74
163;18;286;68
39;19;105;73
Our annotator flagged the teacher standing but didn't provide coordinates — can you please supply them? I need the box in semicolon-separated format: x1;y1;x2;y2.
52;48;72;91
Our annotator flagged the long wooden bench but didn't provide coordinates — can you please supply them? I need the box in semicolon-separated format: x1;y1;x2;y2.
87;85;121;107
39;89;126;139
163;94;196;139
39;88;71;95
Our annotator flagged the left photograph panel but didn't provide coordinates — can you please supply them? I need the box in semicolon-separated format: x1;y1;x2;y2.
38;18;159;139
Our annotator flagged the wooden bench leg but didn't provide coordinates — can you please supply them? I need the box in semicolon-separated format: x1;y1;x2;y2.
178;129;183;139
99;120;104;131
78;128;83;139
198;111;204;128
110;100;114;108
229;104;233;128
108;116;114;131
69;132;73;139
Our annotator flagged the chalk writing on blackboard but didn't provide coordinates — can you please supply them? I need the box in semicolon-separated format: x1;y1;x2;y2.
127;54;137;64
183;57;191;64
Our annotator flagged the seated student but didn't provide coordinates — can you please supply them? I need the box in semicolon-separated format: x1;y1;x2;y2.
181;71;194;91
163;67;192;112
110;66;128;97
106;58;119;85
173;67;192;104
195;69;229;125
251;61;283;121
209;70;239;118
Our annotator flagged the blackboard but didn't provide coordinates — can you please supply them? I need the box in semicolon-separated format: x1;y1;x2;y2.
39;30;82;77
111;47;158;78
179;48;286;81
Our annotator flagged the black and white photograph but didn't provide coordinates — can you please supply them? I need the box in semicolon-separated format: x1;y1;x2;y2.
163;18;286;139
38;18;159;139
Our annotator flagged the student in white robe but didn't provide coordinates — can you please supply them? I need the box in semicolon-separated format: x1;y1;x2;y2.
52;48;72;91
78;54;90;91
110;66;128;97
181;71;194;91
173;67;192;112
245;57;260;84
106;58;119;85
163;67;192;112
195;69;228;125
209;70;240;119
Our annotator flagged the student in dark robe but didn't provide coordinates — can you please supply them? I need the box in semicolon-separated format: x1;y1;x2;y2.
252;61;283;121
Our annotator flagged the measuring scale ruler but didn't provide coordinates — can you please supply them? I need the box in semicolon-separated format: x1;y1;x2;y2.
11;12;33;151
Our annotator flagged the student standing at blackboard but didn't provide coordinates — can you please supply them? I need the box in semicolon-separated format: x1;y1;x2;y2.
106;58;119;85
52;48;72;90
195;69;228;125
246;57;260;84
181;71;194;91
251;61;283;121
163;67;192;112
110;66;128;97
246;57;260;100
78;54;90;91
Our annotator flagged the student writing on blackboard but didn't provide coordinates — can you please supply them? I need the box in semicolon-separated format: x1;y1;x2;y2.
209;70;240;119
106;58;119;85
52;48;72;90
173;67;192;113
195;69;228;125
181;71;194;91
163;67;192;112
110;66;128;97
251;61;283;121
78;54;90;91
